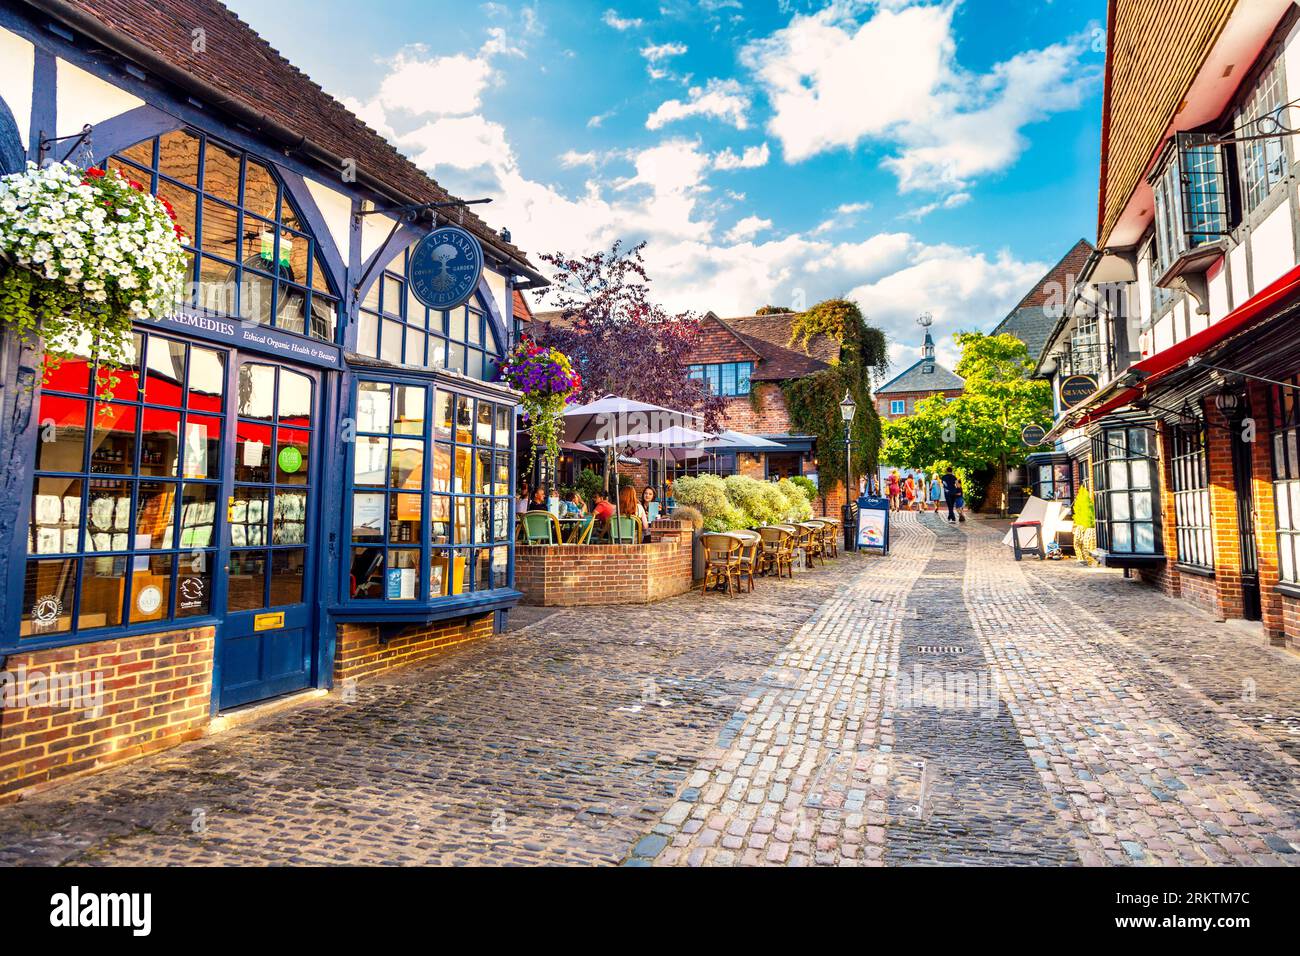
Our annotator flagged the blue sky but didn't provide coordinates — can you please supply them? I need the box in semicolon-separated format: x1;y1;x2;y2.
228;0;1106;367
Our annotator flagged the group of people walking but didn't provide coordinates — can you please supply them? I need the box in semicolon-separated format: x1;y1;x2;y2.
884;468;966;522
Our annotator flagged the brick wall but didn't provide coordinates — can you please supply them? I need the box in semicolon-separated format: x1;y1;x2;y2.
876;388;963;423
334;614;495;683
516;523;693;606
718;383;795;435
0;626;214;799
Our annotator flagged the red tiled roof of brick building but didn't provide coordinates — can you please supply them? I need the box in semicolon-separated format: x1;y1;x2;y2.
54;0;536;271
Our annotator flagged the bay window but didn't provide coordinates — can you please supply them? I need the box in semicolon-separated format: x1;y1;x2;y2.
1091;425;1160;556
346;379;514;604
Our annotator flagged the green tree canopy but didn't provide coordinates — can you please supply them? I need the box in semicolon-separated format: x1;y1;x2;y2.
881;332;1052;489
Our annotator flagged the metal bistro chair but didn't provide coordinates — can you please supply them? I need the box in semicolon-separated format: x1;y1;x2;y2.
732;530;762;593
700;532;743;596
608;515;640;545
520;511;562;545
758;526;794;579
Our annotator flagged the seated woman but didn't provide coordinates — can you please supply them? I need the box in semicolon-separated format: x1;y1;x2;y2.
641;485;660;524
559;489;585;517
619;485;650;543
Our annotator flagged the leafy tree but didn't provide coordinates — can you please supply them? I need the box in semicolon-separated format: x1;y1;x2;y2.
880;331;1052;514
755;305;794;315
781;299;889;510
534;241;727;431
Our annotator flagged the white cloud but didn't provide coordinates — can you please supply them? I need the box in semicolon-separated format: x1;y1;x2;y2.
559;149;600;168
646;78;750;130
483;26;525;59
712;143;770;170
603;9;644;31
901;191;971;221
743;2;1099;192
642;41;688;62
587;109;616;128
725;215;773;242
376;49;497;117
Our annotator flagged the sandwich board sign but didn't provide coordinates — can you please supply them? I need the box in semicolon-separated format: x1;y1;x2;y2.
857;495;890;555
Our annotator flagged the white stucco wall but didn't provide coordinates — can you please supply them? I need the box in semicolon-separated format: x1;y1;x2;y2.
55;58;143;138
303;175;353;259
0;27;34;149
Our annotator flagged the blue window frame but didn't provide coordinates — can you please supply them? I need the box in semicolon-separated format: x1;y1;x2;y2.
688;362;753;396
345;378;515;603
20;331;227;645
890;399;906;415
357;244;504;380
111;129;339;343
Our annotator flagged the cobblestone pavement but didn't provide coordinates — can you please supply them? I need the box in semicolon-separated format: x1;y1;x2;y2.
1;514;1298;865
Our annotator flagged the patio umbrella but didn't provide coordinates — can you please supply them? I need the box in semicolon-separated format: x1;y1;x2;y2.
592;424;712;502
701;428;785;475
563;396;701;492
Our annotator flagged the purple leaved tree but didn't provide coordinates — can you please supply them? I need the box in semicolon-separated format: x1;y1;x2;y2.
534;241;727;433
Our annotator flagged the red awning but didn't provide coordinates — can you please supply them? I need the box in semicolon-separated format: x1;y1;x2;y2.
1073;259;1300;426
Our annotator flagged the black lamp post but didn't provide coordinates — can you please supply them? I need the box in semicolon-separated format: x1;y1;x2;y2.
839;390;856;552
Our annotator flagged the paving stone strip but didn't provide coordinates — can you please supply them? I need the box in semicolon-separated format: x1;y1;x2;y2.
962;525;1300;866
648;514;935;866
885;516;1081;865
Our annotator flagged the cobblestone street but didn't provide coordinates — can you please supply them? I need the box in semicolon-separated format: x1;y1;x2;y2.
1;513;1298;866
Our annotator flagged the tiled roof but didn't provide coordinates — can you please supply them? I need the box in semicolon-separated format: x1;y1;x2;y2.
876;359;965;394
713;312;840;381
993;239;1095;365
512;289;534;322
56;0;536;271
1098;0;1238;245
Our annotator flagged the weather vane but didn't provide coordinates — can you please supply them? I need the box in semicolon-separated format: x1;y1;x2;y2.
917;311;933;329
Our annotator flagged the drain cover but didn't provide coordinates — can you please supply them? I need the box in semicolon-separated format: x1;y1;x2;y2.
916;645;965;655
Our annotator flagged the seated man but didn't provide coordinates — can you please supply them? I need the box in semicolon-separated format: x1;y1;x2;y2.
592;491;616;537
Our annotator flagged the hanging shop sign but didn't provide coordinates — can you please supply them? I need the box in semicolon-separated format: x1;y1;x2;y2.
408;226;484;311
1020;424;1047;446
1059;374;1099;409
856;495;890;555
152;309;343;369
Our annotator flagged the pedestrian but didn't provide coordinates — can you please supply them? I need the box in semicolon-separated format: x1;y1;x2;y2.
887;470;901;511
940;467;959;523
903;473;916;511
954;476;967;522
928;472;943;513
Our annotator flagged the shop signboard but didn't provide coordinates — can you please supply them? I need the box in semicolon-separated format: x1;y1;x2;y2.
856;495;890;555
152;308;344;369
408;226;484;311
1021;424;1047;447
1059;374;1099;409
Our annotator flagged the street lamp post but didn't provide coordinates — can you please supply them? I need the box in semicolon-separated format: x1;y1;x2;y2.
839;390;856;553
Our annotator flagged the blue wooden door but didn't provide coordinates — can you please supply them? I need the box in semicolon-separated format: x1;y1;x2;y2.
218;360;320;710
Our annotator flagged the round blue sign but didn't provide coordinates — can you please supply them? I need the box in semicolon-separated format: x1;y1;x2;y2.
407;226;484;310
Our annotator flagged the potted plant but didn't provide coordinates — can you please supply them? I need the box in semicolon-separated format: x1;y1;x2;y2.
0;161;187;398
1072;484;1099;567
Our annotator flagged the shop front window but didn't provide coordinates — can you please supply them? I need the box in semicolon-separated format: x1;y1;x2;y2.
111;129;339;342
22;333;225;641
1035;462;1073;502
1172;422;1213;570
1270;377;1300;583
357;243;504;380
346;380;514;602
1091;425;1160;555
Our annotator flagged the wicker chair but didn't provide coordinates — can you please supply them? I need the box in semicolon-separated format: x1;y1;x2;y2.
759;526;794;578
732;530;762;593
700;532;743;596
816;518;840;558
797;522;826;567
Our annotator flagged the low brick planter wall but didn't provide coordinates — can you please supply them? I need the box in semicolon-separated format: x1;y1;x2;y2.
517;524;693;606
0;626;214;799
334;613;495;683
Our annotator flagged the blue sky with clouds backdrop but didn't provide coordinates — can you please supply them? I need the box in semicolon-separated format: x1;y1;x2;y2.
226;0;1106;368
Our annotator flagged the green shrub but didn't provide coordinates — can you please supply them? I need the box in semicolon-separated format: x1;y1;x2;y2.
1072;485;1095;530
674;475;747;531
789;474;817;502
723;475;780;526
576;467;604;509
777;477;813;521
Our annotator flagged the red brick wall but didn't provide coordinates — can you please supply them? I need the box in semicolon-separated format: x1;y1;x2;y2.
334;614;494;683
877;388;963;423
516;523;693;606
0;626;214;799
719;383;794;434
